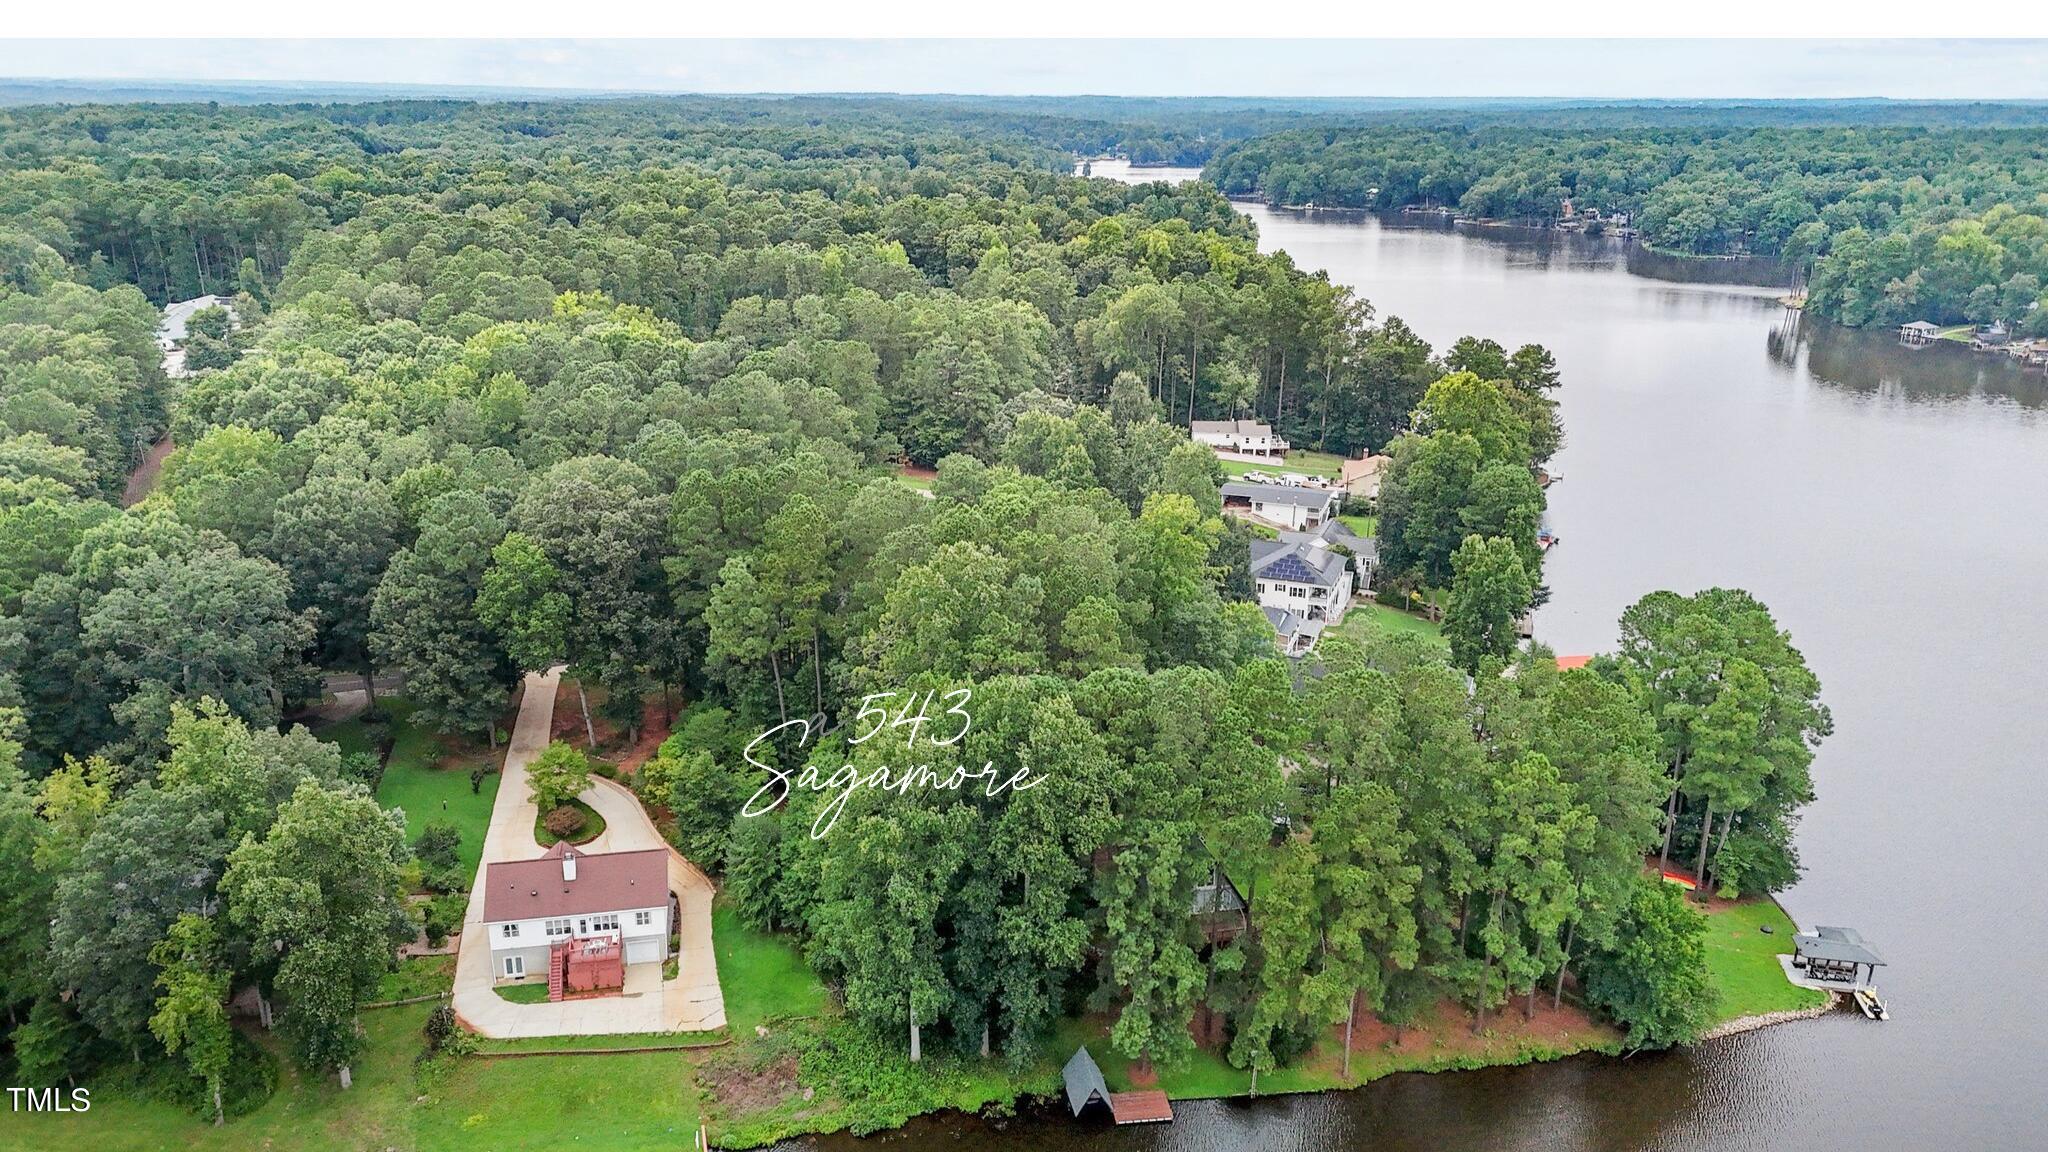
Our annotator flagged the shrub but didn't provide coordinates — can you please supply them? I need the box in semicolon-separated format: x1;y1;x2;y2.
527;741;593;811
343;750;386;792
422;895;466;947
1580;877;1714;1049
543;804;585;839
414;820;463;872
424;1004;458;1051
666;749;744;869
141;1030;277;1120
424;864;469;895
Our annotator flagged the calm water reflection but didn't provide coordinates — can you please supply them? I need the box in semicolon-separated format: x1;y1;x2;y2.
789;160;2048;1152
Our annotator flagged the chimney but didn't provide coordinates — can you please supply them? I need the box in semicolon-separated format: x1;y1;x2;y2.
563;852;577;882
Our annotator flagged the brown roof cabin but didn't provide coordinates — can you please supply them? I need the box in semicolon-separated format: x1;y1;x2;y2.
1191;864;1248;946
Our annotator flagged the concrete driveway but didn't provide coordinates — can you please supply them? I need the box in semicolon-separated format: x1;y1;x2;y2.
451;668;727;1038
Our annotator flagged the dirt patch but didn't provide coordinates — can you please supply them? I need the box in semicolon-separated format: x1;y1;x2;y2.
550;678;621;749
121;435;175;507
699;1045;802;1116
611;696;672;776
898;461;938;484
1338;996;1603;1059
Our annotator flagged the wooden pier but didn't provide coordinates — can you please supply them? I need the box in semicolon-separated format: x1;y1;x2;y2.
1107;1090;1174;1125
1063;1047;1175;1127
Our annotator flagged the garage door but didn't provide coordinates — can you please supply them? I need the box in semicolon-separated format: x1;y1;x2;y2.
626;936;662;966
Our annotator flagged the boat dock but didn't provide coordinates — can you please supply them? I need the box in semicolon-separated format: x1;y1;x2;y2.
1779;925;1891;1021
1064;1047;1175;1126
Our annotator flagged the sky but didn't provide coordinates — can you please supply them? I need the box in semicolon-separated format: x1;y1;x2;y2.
4;39;2048;100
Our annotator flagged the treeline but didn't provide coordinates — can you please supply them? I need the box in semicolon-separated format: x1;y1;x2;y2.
0;99;1826;1113
1207;124;2048;333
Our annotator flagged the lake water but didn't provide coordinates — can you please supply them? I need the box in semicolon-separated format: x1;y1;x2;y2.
789;160;2048;1152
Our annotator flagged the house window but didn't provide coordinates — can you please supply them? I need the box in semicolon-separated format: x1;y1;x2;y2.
545;918;571;937
582;914;619;934
1289;586;1306;598
504;955;524;978
634;910;653;927
501;923;520;939
1256;582;1268;594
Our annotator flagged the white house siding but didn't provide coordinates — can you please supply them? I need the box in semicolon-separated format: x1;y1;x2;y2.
1251;499;1309;531
494;943;552;982
1255;575;1350;624
485;903;669;982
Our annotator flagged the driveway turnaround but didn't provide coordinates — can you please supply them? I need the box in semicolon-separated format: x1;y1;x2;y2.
450;668;728;1038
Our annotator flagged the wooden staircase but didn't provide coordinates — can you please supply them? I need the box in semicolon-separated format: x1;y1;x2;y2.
547;940;567;1002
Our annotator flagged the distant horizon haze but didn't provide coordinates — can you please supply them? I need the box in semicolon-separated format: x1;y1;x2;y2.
3;39;2048;100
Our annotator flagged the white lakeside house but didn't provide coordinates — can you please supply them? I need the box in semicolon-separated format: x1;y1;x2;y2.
1252;530;1354;656
1222;479;1341;532
480;842;671;985
1192;419;1288;459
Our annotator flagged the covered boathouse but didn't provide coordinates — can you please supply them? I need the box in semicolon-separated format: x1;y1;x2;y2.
1062;1047;1173;1126
1792;926;1886;987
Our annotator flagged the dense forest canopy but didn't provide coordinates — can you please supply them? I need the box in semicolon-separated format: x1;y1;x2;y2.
0;94;1828;1123
1206;121;2048;332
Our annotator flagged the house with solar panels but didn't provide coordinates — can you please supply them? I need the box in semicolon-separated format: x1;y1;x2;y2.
1251;529;1354;655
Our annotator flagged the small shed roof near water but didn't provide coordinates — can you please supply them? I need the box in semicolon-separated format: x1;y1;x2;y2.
1062;1047;1110;1117
1794;926;1885;967
1900;321;1940;333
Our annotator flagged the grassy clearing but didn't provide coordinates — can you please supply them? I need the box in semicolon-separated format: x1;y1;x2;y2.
375;955;456;1004
1332;601;1447;646
712;900;833;1035
0;1005;432;1152
1338;512;1377;537
337;699;500;883
471;1031;726;1055
1215;448;1347;480
418;1048;702;1152
1700;898;1829;1021
534;796;606;847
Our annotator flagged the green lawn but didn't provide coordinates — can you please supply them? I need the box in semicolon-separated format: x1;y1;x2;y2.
331;699;500;884
534;797;606;847
375;955;456;1003
0;1005;432;1152
418;1048;702;1152
1218;448;1347;482
1331;601;1447;647
1337;513;1377;537
712;899;832;1034
495;982;551;1004
471;1031;725;1055
1700;898;1829;1021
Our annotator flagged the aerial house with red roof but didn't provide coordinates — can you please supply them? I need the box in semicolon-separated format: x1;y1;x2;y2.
481;843;673;999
